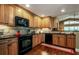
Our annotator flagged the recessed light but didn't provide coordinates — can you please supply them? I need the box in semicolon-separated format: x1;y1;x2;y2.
18;9;21;12
61;9;65;13
26;4;30;7
41;14;45;17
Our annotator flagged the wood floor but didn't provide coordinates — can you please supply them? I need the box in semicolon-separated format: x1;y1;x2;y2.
25;44;78;55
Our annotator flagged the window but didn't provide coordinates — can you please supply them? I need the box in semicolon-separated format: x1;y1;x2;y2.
64;26;79;31
64;20;79;25
64;21;70;25
64;20;79;31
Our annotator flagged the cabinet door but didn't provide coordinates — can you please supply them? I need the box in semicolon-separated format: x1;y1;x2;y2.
0;44;8;55
8;39;18;55
66;35;75;48
37;17;42;28
52;34;59;45
29;14;34;27
8;5;15;26
0;5;5;23
59;35;66;47
34;16;38;27
32;35;35;47
32;35;37;47
15;6;23;17
4;5;15;26
39;34;43;44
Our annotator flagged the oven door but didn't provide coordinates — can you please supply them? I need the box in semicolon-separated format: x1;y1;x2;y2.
18;35;32;54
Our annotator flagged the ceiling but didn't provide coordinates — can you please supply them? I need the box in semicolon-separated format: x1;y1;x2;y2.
21;4;79;17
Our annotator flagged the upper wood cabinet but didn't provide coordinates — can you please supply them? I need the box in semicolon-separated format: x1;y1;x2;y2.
33;16;43;28
4;5;15;26
0;4;53;28
42;17;51;28
33;16;39;27
0;5;15;26
0;5;5;23
15;6;23;17
15;6;34;27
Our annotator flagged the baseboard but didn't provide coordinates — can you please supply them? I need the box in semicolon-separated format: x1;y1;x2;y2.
76;48;79;52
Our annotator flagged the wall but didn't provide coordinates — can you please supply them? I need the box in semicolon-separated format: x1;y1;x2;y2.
0;25;15;36
59;21;64;32
74;32;79;52
53;17;59;30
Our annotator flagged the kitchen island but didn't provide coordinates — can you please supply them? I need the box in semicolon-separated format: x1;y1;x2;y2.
43;32;76;51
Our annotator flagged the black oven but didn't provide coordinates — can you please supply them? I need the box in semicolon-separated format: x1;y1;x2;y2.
18;35;32;55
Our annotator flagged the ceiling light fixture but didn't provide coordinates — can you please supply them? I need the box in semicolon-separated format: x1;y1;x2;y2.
26;4;30;7
61;9;65;13
41;14;45;17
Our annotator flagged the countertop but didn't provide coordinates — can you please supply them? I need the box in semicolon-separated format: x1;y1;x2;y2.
0;35;17;45
33;32;75;35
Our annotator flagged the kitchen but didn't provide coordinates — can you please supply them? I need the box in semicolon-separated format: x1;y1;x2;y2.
0;4;78;55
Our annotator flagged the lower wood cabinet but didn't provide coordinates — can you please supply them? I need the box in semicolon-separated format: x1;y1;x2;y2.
52;34;59;45
0;38;18;55
59;35;66;47
66;35;75;49
0;44;8;55
52;34;75;49
32;34;43;48
8;38;18;55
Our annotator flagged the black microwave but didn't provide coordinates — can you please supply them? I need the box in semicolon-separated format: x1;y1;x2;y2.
15;16;29;27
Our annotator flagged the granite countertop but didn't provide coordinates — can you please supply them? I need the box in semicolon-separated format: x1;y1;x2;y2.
0;35;16;40
33;32;75;35
0;35;16;44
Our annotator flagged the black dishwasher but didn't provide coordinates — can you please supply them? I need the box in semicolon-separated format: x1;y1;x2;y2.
45;33;52;44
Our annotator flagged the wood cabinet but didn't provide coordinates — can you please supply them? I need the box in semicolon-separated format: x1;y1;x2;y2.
66;35;75;49
33;16;42;27
0;38;18;55
0;4;35;27
52;33;75;49
59;35;66;47
52;34;59;45
32;34;43;48
0;43;8;55
0;5;53;28
8;38;18;55
4;5;15;26
15;6;23;17
42;17;52;28
0;5;15;26
0;5;5;24
32;35;37;47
